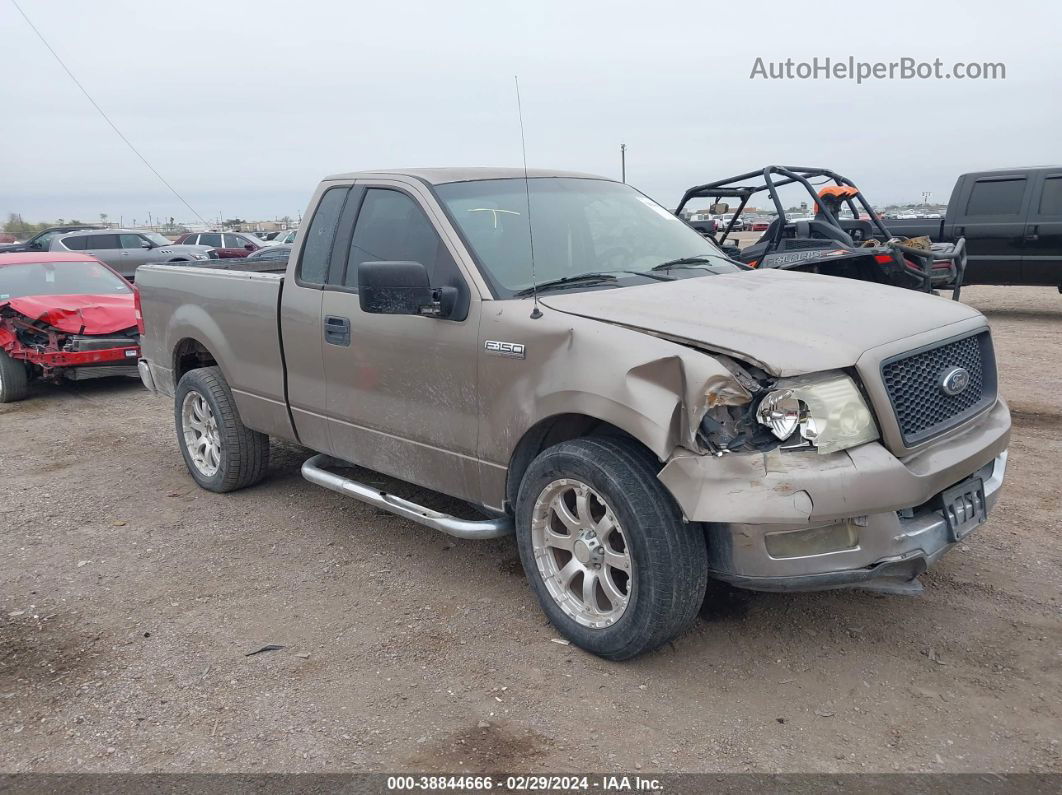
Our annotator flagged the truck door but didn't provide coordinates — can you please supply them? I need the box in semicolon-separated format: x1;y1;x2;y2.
278;184;353;455
955;173;1034;284
318;180;483;505
1021;171;1062;286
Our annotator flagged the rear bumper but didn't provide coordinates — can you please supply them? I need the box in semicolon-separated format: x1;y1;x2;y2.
658;398;1010;593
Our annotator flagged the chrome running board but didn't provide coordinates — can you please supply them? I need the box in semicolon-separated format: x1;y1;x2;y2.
301;454;513;540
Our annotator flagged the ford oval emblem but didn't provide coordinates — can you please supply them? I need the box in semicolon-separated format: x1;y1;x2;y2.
940;367;971;396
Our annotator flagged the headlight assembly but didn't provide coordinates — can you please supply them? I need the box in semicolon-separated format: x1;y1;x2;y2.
756;373;878;454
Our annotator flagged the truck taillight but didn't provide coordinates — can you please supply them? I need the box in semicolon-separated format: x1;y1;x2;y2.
134;288;145;335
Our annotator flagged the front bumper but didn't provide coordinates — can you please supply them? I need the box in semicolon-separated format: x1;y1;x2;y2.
658;399;1010;593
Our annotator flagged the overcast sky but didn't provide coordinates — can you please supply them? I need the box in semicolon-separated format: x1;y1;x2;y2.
2;0;1059;224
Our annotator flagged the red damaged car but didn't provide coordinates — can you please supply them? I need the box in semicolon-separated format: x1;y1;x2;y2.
0;252;140;403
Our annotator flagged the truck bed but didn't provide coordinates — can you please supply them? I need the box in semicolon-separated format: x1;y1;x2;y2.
136;263;290;435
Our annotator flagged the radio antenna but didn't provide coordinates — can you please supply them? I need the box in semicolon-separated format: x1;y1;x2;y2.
514;75;542;319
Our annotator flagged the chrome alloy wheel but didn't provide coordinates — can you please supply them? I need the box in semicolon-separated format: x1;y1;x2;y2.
181;390;221;477
530;478;632;628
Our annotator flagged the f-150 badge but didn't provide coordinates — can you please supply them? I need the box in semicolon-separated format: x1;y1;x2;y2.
484;340;526;359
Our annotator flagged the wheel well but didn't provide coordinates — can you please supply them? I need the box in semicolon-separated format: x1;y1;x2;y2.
505;414;653;511
173;338;217;384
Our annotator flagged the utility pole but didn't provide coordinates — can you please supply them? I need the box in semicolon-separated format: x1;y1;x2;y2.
620;143;627;183
921;191;932;206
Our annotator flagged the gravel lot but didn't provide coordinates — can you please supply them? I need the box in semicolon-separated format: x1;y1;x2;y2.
1;286;1059;774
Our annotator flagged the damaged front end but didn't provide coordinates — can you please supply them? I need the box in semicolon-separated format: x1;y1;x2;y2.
0;305;140;383
657;335;1009;596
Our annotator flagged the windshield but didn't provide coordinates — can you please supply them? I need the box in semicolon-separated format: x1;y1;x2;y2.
0;261;131;300
144;232;172;246
435;178;738;296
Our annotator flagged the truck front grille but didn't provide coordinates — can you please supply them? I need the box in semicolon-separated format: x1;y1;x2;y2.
880;331;996;446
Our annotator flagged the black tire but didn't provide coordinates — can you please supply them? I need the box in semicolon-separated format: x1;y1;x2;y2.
0;350;30;403
174;366;269;492
515;437;708;660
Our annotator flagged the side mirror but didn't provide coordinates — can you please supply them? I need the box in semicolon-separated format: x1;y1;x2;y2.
358;261;456;319
244;243;255;251
709;202;730;214
140;241;153;249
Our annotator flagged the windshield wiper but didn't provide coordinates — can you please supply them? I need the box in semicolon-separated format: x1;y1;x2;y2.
650;255;720;272
513;272;618;297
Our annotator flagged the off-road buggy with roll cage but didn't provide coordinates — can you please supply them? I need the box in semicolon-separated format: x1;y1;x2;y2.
677;165;968;299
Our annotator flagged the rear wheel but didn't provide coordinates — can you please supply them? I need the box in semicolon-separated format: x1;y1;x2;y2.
516;437;707;660
174;366;269;492
0;350;30;403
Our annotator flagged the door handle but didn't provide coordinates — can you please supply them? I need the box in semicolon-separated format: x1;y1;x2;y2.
323;315;351;346
954;225;965;237
1024;224;1039;242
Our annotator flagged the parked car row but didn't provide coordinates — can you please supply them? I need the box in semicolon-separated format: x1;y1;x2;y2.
174;231;268;258
50;229;217;281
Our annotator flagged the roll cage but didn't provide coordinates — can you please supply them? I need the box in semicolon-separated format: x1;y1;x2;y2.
676;165;893;249
677;166;966;299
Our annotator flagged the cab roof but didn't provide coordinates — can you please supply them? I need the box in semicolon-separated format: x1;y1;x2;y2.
0;252;100;266
322;167;611;185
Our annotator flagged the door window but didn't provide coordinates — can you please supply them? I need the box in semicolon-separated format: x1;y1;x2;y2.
343;188;458;288
297;187;348;285
61;236;87;250
223;234;247;249
84;234;121;250
119;234;146;249
965;178;1026;216
1037;177;1062;217
199;233;223;247
182;234;199;245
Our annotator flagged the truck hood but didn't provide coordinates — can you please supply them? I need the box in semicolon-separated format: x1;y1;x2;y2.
539;268;983;376
0;293;137;335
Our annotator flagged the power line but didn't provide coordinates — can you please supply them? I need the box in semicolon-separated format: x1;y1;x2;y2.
9;0;208;225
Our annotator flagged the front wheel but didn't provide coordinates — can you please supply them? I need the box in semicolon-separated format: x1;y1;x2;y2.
174;366;269;492
0;350;30;403
515;437;707;660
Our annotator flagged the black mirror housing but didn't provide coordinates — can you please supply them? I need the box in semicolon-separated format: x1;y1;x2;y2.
358;261;453;318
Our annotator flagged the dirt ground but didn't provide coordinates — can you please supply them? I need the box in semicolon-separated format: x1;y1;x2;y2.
0;286;1059;774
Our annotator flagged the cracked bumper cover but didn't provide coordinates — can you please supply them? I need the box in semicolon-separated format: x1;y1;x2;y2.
657;399;1010;592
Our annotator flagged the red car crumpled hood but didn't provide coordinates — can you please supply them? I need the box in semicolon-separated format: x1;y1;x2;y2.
0;293;137;335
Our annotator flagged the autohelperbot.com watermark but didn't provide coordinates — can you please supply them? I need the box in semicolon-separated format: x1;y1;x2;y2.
750;56;1006;83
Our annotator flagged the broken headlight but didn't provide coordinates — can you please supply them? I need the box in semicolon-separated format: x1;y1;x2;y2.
756;373;878;454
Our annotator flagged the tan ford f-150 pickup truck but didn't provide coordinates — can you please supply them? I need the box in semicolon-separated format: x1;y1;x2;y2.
136;168;1010;659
